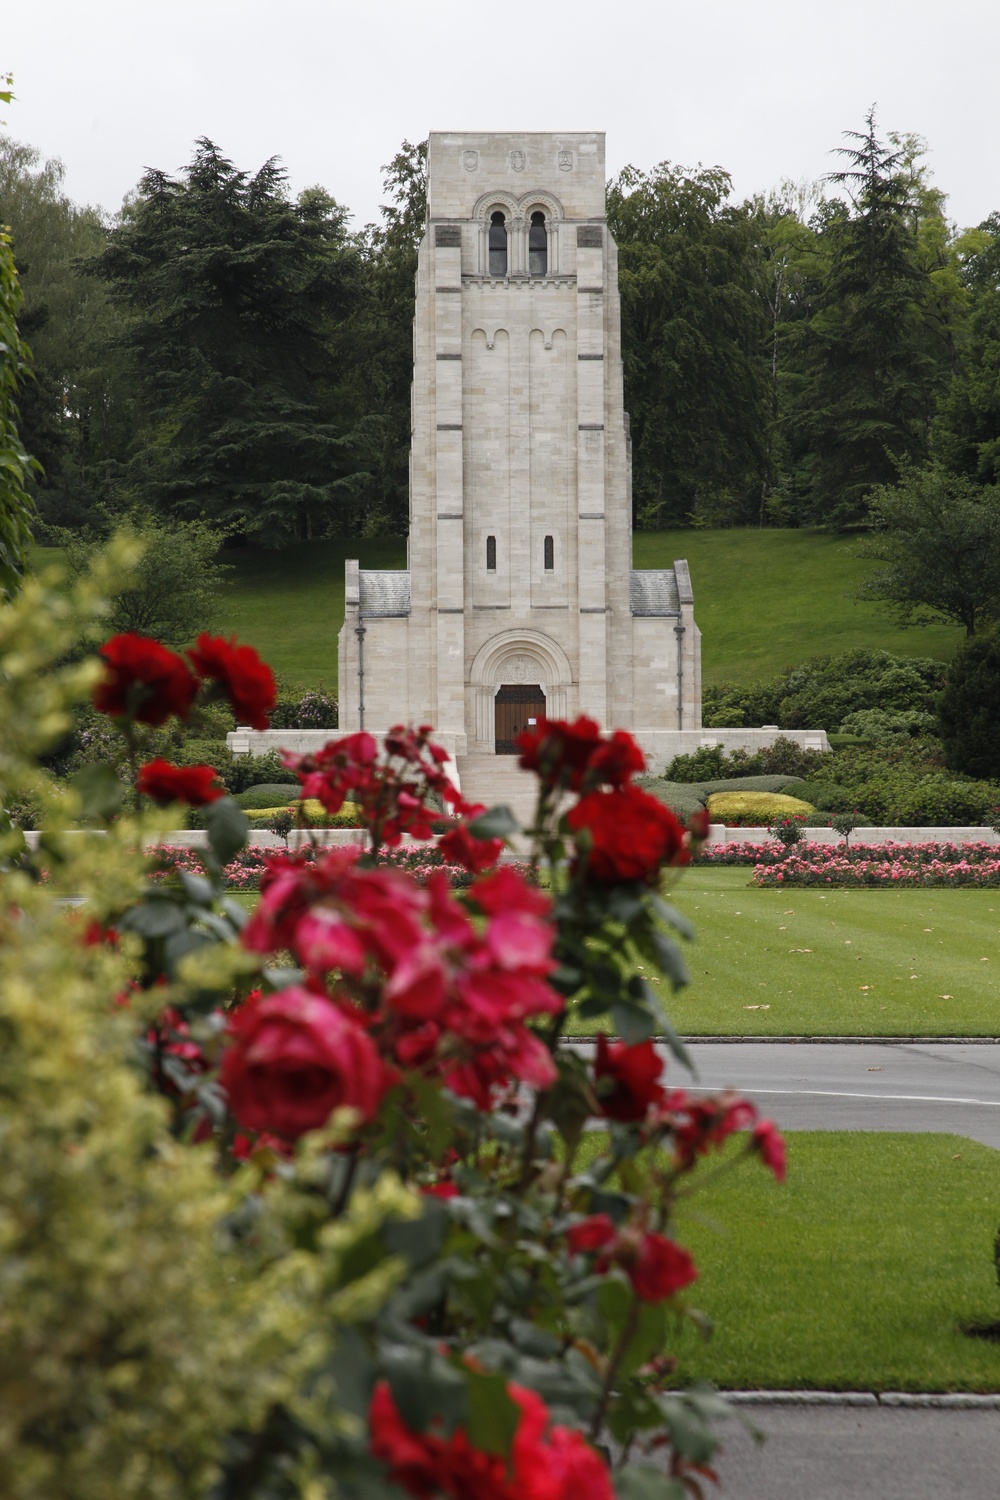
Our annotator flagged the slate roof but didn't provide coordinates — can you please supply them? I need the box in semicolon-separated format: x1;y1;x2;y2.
629;569;679;616
360;570;411;616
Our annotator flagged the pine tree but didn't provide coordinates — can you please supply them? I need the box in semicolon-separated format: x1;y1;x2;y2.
88;140;372;545
792;110;939;528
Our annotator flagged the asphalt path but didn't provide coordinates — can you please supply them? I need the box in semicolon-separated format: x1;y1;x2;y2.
710;1405;1000;1500
679;1040;1000;1148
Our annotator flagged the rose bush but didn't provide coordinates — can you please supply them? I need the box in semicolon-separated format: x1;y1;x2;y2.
4;566;787;1499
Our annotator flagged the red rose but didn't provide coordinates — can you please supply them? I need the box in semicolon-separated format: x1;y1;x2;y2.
594;1035;665;1121
220;986;389;1139
751;1118;787;1182
187;632;276;730
136;758;223;806
624;1231;698;1303
437;821;504;874
516;716;644;793
567;785;686;884
369;1379;614;1500
93;633;198;726
567;1213;618;1255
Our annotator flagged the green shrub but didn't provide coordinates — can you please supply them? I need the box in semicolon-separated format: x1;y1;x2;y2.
839;708;937;741
796;779;852;812
706;791;815;826
268;686;339;731
703;650;943;735
804;811;834;827
235;784;303;810
665;737;829;784
827;732;868;749
662;745;728;783
696;774;805;796
635;777;706;820
938;632;1000;781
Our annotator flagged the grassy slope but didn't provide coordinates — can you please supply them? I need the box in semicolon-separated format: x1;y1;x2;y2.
634;528;965;686
158;527;963;692
210;537;407;690
664;1133;1000;1391
566;867;1000;1037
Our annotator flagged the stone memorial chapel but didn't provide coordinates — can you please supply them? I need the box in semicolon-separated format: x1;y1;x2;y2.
337;131;702;793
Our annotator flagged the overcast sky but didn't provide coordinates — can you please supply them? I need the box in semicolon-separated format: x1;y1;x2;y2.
5;0;999;231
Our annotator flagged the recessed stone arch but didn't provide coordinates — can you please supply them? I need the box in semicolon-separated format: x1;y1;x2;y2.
469;629;574;747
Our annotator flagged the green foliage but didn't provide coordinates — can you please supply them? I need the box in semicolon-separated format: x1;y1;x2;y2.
234;783;303;809
86;140;374;544
60;514;231;646
269;684;338;729
838;707;936;740
607;162;769;527
634;777;705;820
938;631;1000;779
785;112;943;527
855;465;1000;636
932;240;1000;485
0;136;121;528
796;779;853;812
0;227;37;594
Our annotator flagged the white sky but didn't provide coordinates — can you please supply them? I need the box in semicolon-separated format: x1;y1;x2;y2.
5;0;999;231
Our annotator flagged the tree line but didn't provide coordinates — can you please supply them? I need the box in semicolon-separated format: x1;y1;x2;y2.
2;112;999;547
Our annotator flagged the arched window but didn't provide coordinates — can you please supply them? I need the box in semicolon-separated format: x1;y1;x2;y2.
543;534;554;570
529;211;547;276
488;211;507;276
486;535;497;571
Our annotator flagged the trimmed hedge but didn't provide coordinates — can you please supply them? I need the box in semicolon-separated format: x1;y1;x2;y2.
235;784;303;810
706;791;815;827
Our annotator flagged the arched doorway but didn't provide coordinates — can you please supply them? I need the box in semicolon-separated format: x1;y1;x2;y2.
494;683;546;754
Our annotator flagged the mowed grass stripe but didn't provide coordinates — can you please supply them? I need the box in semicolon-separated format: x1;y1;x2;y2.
663;1133;1000;1392
566;869;1000;1037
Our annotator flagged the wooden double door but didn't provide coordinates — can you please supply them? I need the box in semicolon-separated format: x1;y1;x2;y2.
494;684;546;754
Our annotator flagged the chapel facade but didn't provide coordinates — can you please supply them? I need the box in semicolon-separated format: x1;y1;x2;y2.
337;131;702;764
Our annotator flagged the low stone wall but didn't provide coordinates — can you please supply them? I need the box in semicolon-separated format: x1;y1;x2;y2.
705;825;1000;847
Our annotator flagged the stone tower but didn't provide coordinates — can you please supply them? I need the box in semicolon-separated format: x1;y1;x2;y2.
338;131;701;789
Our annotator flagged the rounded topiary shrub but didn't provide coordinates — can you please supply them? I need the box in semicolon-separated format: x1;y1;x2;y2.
635;777;706;821
706;791;815;827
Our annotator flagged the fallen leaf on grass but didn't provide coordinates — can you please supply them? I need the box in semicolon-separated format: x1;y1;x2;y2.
789;948;813;953
859;985;873;991
938;994;954;1000
744;1004;771;1010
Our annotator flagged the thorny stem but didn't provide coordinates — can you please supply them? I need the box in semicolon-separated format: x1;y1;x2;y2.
331;1141;361;1217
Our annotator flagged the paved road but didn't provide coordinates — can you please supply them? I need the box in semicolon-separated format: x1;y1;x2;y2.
683;1041;1000;1148
711;1405;1000;1500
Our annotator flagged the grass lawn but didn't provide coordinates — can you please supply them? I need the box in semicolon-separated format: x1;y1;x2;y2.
566;868;1000;1037
659;1132;1000;1392
633;528;964;686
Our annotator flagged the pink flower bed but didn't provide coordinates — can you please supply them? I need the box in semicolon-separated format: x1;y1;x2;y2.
751;842;1000;887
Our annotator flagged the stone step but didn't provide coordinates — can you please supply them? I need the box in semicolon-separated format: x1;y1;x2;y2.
455;755;539;825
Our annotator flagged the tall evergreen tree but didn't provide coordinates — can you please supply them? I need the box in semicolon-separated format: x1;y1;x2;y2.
790;110;939;528
931;216;1000;485
607;163;770;528
87;140;372;545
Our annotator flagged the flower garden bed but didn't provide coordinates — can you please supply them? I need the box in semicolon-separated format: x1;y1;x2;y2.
147;842;533;892
748;842;1000;887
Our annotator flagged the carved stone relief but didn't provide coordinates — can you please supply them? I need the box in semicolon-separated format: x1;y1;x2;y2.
509;149;526;172
462;150;479;172
557;150;573;172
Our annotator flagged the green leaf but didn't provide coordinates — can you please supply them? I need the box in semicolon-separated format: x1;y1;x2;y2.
70;763;124;821
649;929;690;990
612;999;656;1044
178;869;215;906
121;898;187;940
382;1200;449;1268
465;1369;521;1457
203;796;249;865
468;804;519;839
615;1465;687;1500
384;1350;467;1437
